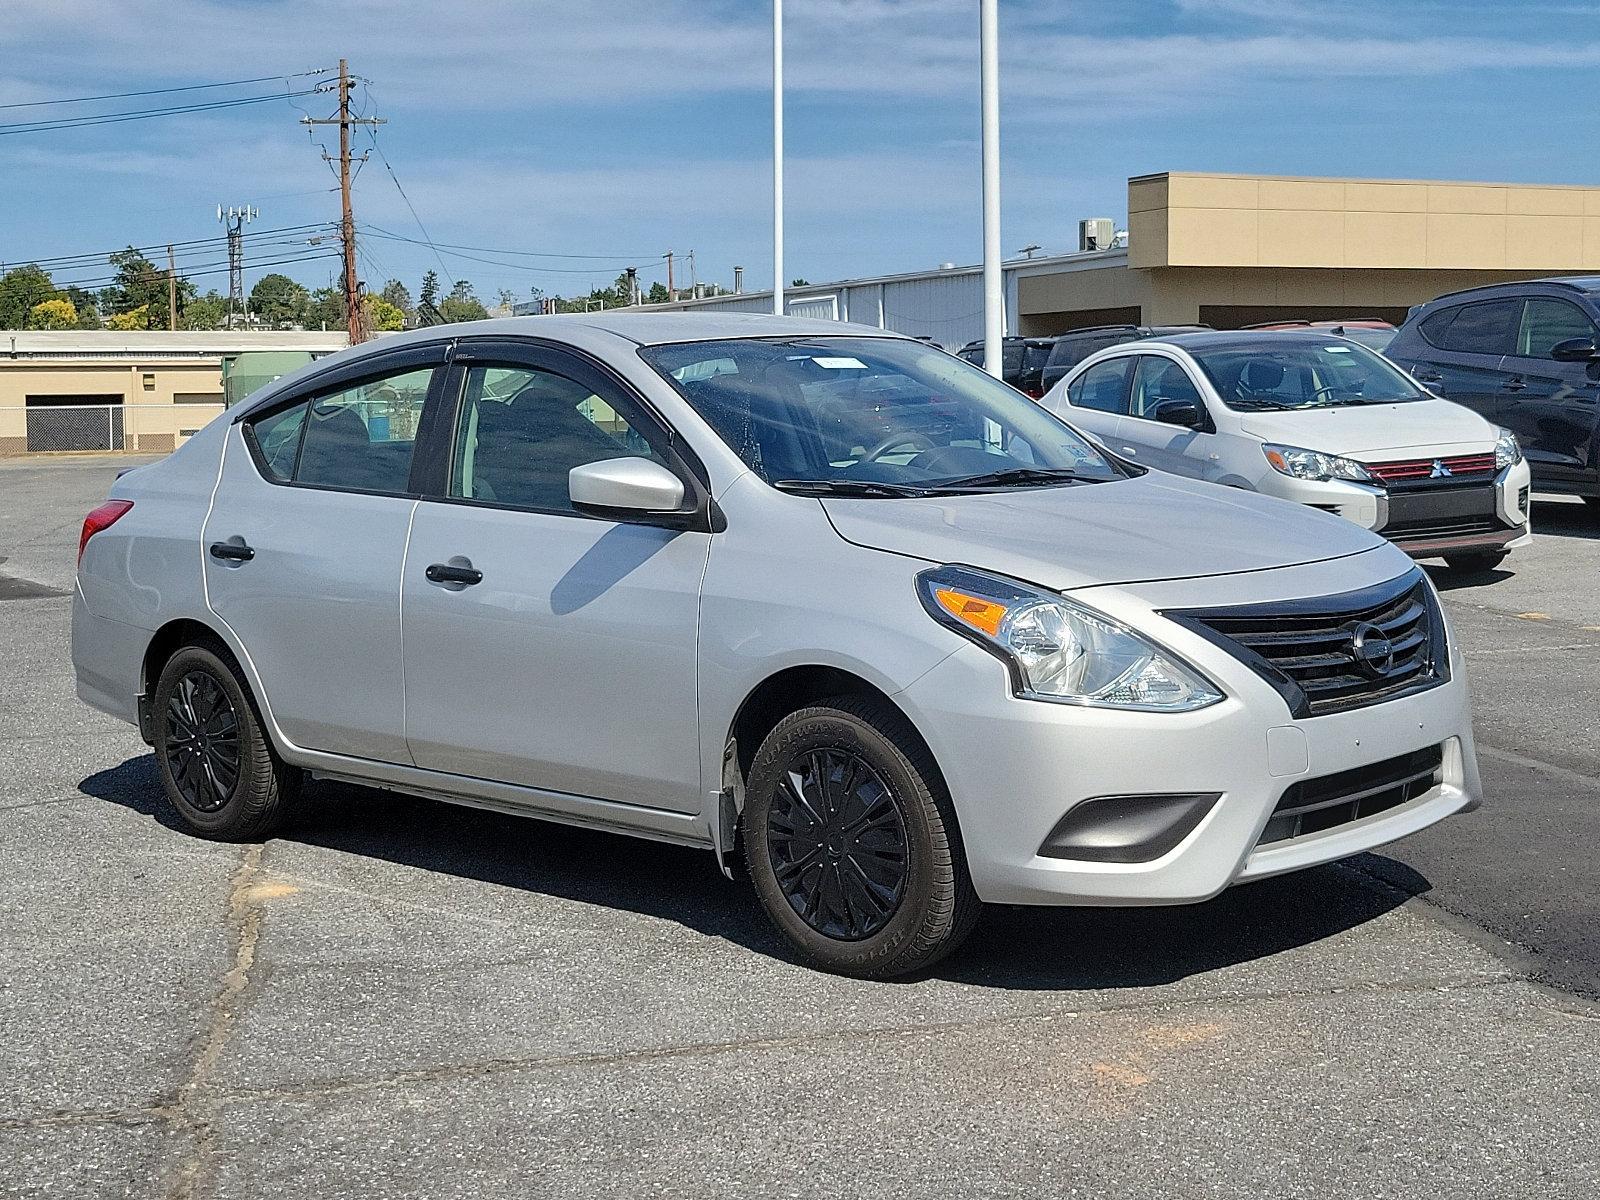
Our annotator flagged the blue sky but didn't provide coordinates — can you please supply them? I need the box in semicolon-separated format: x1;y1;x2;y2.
3;0;1598;304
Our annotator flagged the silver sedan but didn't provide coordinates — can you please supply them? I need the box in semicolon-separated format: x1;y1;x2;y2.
72;313;1480;977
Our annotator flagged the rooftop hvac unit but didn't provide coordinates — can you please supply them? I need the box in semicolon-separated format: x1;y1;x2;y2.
1079;218;1115;252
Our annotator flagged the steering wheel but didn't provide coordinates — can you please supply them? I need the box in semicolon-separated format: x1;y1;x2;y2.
1306;385;1345;404
861;433;937;463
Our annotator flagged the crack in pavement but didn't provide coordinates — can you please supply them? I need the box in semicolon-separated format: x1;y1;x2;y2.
208;970;1528;1111
163;842;268;1200
0;970;1532;1134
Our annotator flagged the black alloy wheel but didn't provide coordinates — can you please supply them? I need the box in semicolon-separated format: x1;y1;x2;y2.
767;747;908;940
162;670;241;812
744;697;981;978
152;642;299;841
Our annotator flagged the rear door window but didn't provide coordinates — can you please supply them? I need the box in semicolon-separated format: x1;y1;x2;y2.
1425;300;1519;355
243;365;436;494
1068;357;1133;414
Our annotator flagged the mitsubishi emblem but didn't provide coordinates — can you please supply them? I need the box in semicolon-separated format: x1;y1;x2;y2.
1429;459;1452;478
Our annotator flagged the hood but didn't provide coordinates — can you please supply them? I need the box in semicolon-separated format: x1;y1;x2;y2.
821;472;1383;592
1237;397;1494;458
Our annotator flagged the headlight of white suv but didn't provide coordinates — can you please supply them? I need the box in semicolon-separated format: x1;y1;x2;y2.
1494;427;1522;469
916;566;1223;711
1261;443;1373;483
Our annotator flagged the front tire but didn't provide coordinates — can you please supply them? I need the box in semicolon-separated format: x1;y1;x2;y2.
1443;550;1509;575
744;696;981;978
152;644;298;840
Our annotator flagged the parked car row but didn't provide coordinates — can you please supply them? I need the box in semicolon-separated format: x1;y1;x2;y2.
73;313;1481;979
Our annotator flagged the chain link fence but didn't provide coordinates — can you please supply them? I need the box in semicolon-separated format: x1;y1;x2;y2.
0;403;226;457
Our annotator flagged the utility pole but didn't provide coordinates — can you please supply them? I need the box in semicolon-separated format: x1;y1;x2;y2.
166;245;177;331
773;0;784;316
665;250;675;301
979;0;1004;377
303;58;384;343
688;249;697;294
216;205;258;330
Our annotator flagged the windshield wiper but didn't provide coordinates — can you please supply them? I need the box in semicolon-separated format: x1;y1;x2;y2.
932;466;1082;490
773;478;933;498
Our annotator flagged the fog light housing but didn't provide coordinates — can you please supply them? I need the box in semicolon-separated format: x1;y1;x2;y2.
1038;792;1221;863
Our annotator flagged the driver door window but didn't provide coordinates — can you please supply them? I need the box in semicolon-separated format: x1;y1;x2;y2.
1516;299;1597;359
1128;356;1204;423
450;364;668;513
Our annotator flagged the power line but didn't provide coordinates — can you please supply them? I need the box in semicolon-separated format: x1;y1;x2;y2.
9;223;336;270
354;88;453;288
0;70;330;111
361;222;651;262
0;90;321;136
41;250;342;294
359;229;655;278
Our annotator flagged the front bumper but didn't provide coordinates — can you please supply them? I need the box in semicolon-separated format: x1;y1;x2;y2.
1262;460;1532;559
896;557;1480;907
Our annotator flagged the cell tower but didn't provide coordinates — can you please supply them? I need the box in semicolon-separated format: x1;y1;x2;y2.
217;204;259;329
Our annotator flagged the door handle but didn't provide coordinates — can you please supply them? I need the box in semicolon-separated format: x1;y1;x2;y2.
208;540;254;563
1502;378;1527;392
425;562;483;586
1120;446;1139;456
1414;370;1443;384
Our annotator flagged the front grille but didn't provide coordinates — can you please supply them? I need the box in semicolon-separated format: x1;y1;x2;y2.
1364;452;1497;485
1259;744;1444;845
1165;569;1447;718
1383;514;1505;540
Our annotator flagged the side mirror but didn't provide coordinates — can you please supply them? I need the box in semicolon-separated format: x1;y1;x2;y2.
569;457;686;520
1549;336;1600;363
1151;399;1202;428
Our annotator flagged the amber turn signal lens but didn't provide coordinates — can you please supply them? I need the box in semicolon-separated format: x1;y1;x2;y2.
932;586;1008;637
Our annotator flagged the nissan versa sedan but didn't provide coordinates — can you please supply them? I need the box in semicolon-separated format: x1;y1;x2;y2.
73;313;1481;978
1044;331;1532;574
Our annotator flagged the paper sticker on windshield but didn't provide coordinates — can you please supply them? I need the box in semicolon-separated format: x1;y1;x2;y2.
811;356;868;369
1322;345;1353;353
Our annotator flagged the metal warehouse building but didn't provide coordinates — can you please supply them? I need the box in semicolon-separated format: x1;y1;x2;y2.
652;171;1600;346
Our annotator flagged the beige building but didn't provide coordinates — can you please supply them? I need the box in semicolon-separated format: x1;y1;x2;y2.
0;331;346;456
657;171;1600;344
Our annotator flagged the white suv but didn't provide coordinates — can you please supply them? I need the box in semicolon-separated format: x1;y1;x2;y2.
1043;331;1532;573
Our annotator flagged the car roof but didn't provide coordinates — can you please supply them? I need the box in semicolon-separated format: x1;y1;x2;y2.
1420;276;1600;307
233;312;913;418
1100;329;1364;354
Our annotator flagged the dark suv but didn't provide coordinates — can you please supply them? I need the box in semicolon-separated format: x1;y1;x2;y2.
1038;324;1212;392
956;337;1056;397
1387;278;1600;505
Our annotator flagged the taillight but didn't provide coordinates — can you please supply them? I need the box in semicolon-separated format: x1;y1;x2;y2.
78;500;134;566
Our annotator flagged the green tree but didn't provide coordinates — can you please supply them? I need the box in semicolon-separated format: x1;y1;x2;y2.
438;279;489;322
644;281;669;305
107;304;151;331
307;286;345;330
0;264;60;328
380;278;413;317
181;290;229;330
102;248;192;328
27;297;77;329
418;269;440;307
363;293;406;332
249;273;311;328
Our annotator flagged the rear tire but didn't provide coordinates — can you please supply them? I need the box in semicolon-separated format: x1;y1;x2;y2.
152;644;298;840
744;696;981;979
1443;550;1509;575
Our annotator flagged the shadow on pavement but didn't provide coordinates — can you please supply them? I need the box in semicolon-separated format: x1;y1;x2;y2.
1531;497;1599;542
81;755;1422;990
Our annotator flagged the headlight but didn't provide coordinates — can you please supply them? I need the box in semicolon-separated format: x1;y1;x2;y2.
1262;443;1373;483
1494;427;1521;469
916;566;1223;711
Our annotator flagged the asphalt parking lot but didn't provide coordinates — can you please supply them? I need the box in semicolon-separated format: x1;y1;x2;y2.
3;454;1598;1199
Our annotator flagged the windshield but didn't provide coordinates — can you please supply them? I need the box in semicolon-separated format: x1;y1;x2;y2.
1190;339;1426;411
640;337;1124;494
